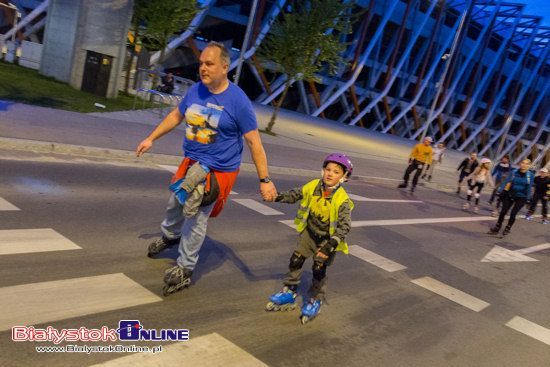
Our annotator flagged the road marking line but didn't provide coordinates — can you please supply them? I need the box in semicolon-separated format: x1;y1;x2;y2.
232;199;283;215
516;243;550;255
158;164;177;173
157;164;237;194
0;228;81;255
506;316;550;346
348;193;422;203
0;273;162;332
90;332;268;366
280;216;494;229
411;276;490;312
349;245;407;272
0;197;19;211
351;216;494;227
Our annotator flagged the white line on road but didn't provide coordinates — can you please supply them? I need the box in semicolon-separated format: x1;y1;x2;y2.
157;164;237;194
90;332;268;367
481;243;550;262
348;193;422;203
0;228;82;255
0;273;162;332
232;199;283;215
0;197;20;211
506;316;550;346
280;215;495;229
157;164;177;173
411;276;490;312
351;216;494;227
516;243;550;255
349;245;407;272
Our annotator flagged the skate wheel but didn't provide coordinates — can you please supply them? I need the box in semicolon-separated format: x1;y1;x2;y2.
162;285;172;297
301;316;309;324
265;302;278;312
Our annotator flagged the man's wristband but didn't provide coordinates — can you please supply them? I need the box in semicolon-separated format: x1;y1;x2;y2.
259;177;271;183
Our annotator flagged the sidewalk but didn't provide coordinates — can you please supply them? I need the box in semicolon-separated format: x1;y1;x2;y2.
0;100;468;190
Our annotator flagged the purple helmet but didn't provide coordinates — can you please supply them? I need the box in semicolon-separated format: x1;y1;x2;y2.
323;153;353;177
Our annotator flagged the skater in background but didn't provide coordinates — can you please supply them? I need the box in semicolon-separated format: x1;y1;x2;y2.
462;158;494;213
488;159;534;236
422;142;446;182
525;167;549;224
456;152;478;194
398;136;433;192
265;153;354;324
488;155;511;216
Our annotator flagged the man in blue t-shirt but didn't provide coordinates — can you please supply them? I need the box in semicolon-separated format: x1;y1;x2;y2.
136;41;277;296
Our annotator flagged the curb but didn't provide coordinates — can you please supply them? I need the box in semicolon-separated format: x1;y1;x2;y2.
0;136;457;190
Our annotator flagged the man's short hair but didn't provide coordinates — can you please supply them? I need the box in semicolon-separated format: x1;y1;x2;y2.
205;41;230;66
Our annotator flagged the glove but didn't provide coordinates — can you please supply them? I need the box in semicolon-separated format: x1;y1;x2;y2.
318;238;338;257
169;178;188;205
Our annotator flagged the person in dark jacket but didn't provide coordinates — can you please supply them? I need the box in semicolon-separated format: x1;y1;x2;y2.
456;152;478;194
525;167;549;224
157;72;175;94
488;159;534;236
488;155;511;205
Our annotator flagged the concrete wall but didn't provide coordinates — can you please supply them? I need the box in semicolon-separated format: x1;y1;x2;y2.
39;0;80;82
40;0;133;98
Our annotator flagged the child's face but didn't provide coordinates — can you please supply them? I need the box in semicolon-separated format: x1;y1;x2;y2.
437;143;444;149
540;171;548;178
322;162;345;187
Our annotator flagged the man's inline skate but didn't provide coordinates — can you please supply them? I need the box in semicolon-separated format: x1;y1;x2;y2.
300;298;322;324
265;287;297;311
147;236;179;257
162;265;192;296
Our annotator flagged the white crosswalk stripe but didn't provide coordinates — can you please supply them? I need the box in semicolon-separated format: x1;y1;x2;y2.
232;199;284;215
0;273;162;332
0;228;82;255
0;197;20;211
90;332;268;367
411;276;490;312
506;316;550;346
349;245;407;272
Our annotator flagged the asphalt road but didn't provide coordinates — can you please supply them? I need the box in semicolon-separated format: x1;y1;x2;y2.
1;151;549;367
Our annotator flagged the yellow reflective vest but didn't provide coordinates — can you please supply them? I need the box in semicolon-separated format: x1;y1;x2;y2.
294;179;354;254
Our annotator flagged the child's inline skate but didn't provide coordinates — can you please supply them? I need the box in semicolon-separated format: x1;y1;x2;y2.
266;287;297;311
300;298;322;324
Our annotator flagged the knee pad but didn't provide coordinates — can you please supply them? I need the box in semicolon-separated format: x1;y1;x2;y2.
289;252;305;271
312;261;327;281
474;192;480;199
467;189;473;196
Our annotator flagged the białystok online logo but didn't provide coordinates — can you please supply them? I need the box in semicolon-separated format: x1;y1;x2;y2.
12;321;189;344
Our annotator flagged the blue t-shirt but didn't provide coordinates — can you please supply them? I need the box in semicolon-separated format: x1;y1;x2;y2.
178;81;258;171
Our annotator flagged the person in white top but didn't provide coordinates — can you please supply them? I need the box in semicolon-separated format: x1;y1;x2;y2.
422;142;446;182
463;157;494;213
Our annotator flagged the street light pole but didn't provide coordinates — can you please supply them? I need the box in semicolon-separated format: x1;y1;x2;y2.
419;2;470;142
234;0;259;85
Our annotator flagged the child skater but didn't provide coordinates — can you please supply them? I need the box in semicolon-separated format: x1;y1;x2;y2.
463;158;494;213
265;153;354;324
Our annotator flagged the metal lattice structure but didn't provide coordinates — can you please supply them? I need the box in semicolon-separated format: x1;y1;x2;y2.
195;0;548;165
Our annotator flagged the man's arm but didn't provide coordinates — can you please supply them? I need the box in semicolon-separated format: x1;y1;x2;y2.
136;107;184;156
243;129;277;201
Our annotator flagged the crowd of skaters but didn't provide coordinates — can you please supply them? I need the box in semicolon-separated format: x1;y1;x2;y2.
398;138;549;236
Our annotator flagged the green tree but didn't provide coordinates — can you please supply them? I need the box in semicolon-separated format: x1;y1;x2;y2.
125;0;200;92
259;0;356;133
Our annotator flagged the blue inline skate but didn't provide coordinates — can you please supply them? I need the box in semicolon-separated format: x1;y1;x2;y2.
265;287;297;311
300;299;322;324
